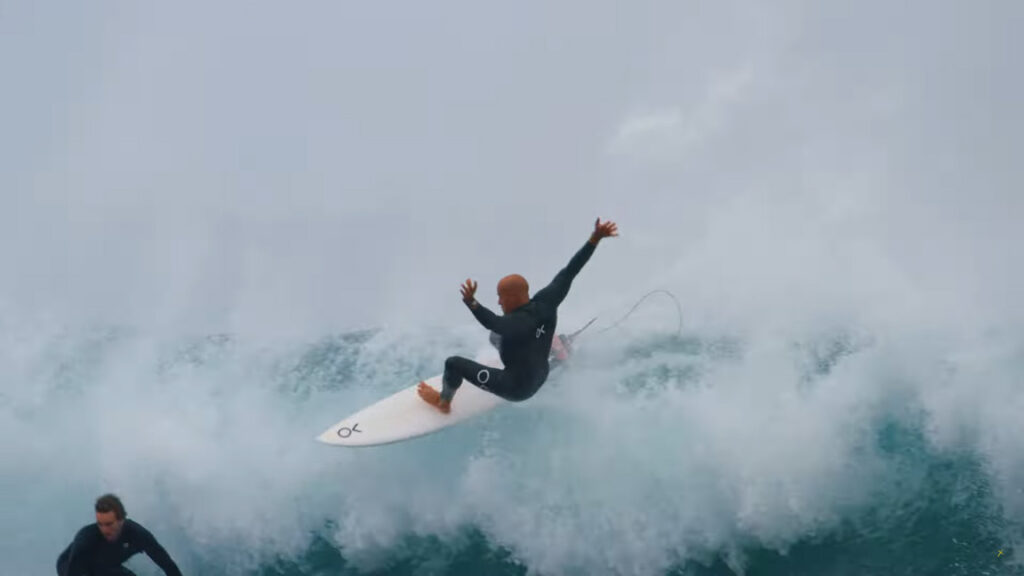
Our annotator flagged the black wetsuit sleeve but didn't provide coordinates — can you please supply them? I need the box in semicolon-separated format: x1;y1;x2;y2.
59;534;89;576
467;301;533;339
532;240;596;307
139;527;183;576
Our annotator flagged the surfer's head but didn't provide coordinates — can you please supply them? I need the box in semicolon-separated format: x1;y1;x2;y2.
95;493;126;542
497;274;529;313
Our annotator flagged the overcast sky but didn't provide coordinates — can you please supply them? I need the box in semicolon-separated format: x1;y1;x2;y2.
2;1;1021;337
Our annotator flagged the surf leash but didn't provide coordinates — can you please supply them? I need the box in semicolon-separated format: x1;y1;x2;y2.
568;289;683;345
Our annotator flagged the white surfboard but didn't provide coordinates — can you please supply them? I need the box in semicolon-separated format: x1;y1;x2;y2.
316;356;509;447
316;330;583;448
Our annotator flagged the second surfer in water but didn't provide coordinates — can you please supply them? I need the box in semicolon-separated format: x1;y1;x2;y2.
418;218;618;413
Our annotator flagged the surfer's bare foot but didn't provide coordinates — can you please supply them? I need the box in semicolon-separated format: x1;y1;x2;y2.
417;382;451;414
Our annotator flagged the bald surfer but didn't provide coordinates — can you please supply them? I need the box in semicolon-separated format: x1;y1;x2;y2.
418;218;618;413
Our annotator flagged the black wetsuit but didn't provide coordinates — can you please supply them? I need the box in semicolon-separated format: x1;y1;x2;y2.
441;240;596;402
56;519;182;576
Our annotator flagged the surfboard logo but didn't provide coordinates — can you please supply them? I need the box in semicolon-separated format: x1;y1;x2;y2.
336;422;363;438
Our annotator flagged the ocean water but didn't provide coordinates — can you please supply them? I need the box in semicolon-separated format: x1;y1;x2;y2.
3;309;1023;575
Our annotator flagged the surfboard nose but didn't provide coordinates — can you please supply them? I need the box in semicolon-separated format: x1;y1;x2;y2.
315;427;342;445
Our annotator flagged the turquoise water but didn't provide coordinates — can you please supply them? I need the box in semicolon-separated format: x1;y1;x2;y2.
4;319;1022;575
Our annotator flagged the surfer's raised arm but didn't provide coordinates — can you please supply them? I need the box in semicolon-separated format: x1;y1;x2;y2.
533;218;618;308
461;278;533;339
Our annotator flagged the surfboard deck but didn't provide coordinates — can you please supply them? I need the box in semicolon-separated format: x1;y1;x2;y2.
316;356;507;447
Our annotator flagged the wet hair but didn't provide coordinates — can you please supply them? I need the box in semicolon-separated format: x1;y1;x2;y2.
95;494;126;520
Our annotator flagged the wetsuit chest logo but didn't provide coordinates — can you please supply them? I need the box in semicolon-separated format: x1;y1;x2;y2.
536;325;546;339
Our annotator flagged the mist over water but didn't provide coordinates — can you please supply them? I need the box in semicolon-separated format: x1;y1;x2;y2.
3;1;1023;574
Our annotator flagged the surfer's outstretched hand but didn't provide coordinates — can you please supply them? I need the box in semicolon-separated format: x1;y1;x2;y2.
590;218;619;243
460;278;478;304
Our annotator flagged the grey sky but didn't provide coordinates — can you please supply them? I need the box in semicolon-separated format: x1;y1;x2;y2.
2;1;1021;336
